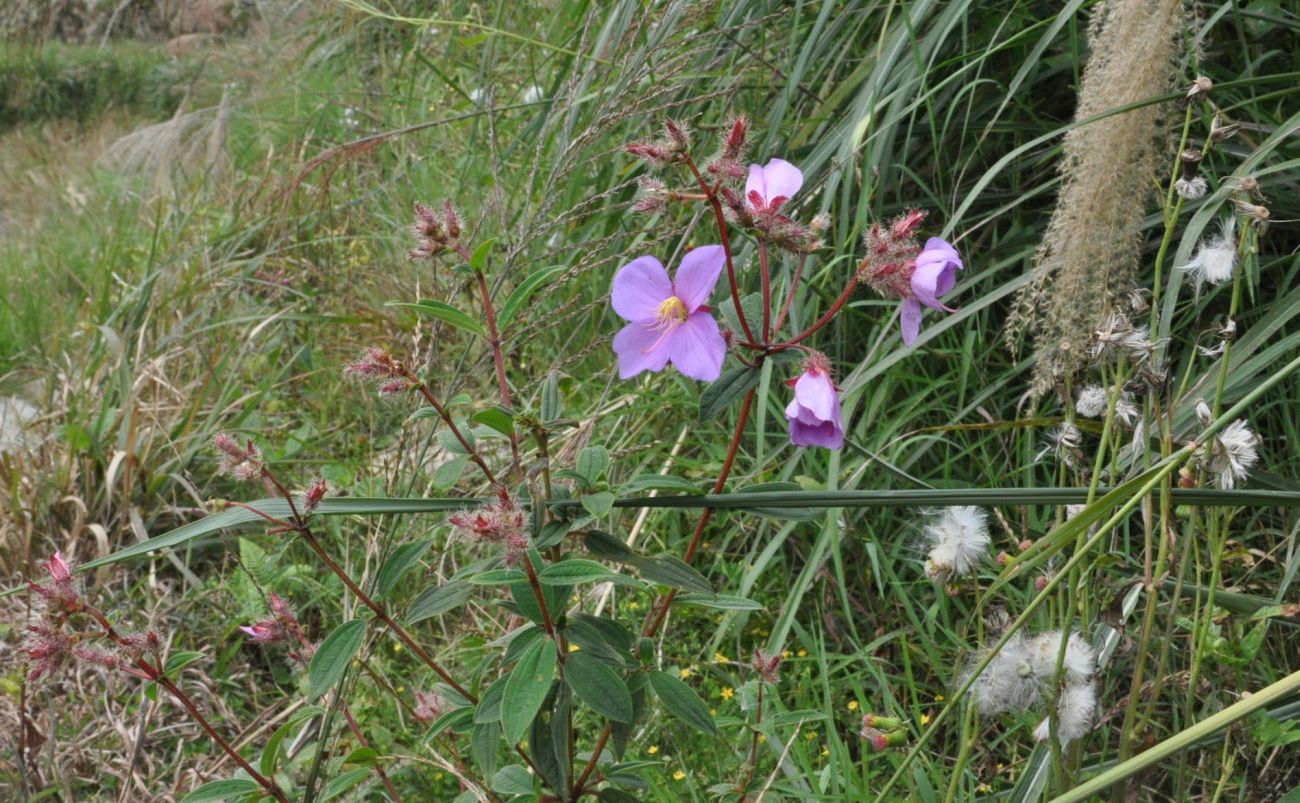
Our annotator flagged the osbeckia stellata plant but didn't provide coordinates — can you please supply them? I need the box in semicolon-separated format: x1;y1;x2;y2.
617;122;966;451
611;244;727;381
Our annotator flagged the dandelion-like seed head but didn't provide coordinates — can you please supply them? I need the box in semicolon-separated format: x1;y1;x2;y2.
1037;422;1083;466
1033;681;1097;745
1186;75;1213;102
1175;176;1207;200
1026;631;1096;686
1075;386;1108;418
1196;418;1259;489
962;633;1042;715
921;506;990;584
1179;218;1237;290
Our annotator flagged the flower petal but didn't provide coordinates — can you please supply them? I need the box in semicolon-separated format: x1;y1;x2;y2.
910;260;957;310
760;158;803;207
673;245;726;311
917;237;962;271
613;321;672;379
793;371;836;421
900;297;923;346
745;164;766;208
611;256;671;321
667;312;725;381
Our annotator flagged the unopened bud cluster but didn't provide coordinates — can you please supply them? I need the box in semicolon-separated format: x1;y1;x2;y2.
448;487;530;563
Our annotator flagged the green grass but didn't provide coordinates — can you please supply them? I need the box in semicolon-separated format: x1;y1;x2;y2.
4;1;1300;801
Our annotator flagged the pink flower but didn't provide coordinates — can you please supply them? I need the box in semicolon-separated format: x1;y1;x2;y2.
611;246;727;381
784;355;844;450
46;552;72;583
898;237;962;346
745;158;803;212
241;593;302;646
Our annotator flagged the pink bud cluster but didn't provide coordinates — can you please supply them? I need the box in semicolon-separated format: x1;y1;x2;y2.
214;433;264;481
856;210;928;297
413;689;448;724
750;648;782;685
409;200;463;261
625;118;692;166
24;551;163;683
448;487;530;563
343;347;410;397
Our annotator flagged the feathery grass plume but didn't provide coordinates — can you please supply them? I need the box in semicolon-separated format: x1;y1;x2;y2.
921;506;990;584
1004;0;1181;393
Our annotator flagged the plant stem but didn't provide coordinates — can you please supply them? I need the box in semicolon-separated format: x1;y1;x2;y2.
772;253;807;336
759;240;772;341
407;376;499;485
682;155;757;345
784;276;859;347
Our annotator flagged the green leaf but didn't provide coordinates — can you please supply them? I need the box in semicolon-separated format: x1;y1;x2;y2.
634;554;713;594
473;406;515;436
510;579;570;628
698;363;761;421
673;593;764;612
648;670;718;735
342;746;379;766
564;651;633;723
375;538;433;600
581;491;616;518
433;456;468;489
163;651;205;677
179;778;262;802
471;569;528;585
541;371;562;421
475;674;511;724
619;474;704;495
407;579;472;623
502;637;558;744
499;265;566;331
539;559;619;586
425;706;473;742
389;299;484;337
582;530;639;562
492;764;535;795
470;237;496;272
320;767;371;801
308;619;367;702
472;721;499;776
577;446;610;485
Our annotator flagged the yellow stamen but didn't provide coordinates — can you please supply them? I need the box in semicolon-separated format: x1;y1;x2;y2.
654;296;689;326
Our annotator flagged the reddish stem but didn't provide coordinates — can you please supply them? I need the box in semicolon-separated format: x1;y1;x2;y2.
683;156;757;346
407;377;499;485
784;275;859;347
340;704;403;803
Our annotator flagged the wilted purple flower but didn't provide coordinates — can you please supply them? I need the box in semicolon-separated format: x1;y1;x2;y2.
214;433;263;481
611;246;726;381
784;354;844;450
745;158;803;212
413;689;448;724
751;649;782;685
240;592;302;646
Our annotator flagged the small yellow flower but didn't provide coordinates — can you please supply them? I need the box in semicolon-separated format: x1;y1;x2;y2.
757;734;767;744
934;694;945;702
797;648;808;658
720;687;734;700
847;700;859;711
920;713;931;726
804;730;818;741
781;650;792;659
710;707;718;715
569;643;581;652
396;686;405;693
976;783;992;793
679;667;692;679
628;601;640;610
673;770;686;781
714;652;729;664
434;772;444;781
647;745;659;755
820;744;830;757
393;643;403;652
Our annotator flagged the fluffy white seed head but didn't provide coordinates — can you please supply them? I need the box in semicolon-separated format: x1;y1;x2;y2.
1026;631;1096;685
922;506;991;583
1197;418;1260;489
1174;176;1207;200
1076;385;1108;418
1033;681;1097;745
963;633;1043;715
1180;218;1237;289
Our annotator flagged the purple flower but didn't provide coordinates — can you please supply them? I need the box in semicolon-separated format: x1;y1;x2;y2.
898;237;963;346
611;246;727;381
745;158;803;212
784;356;844;449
